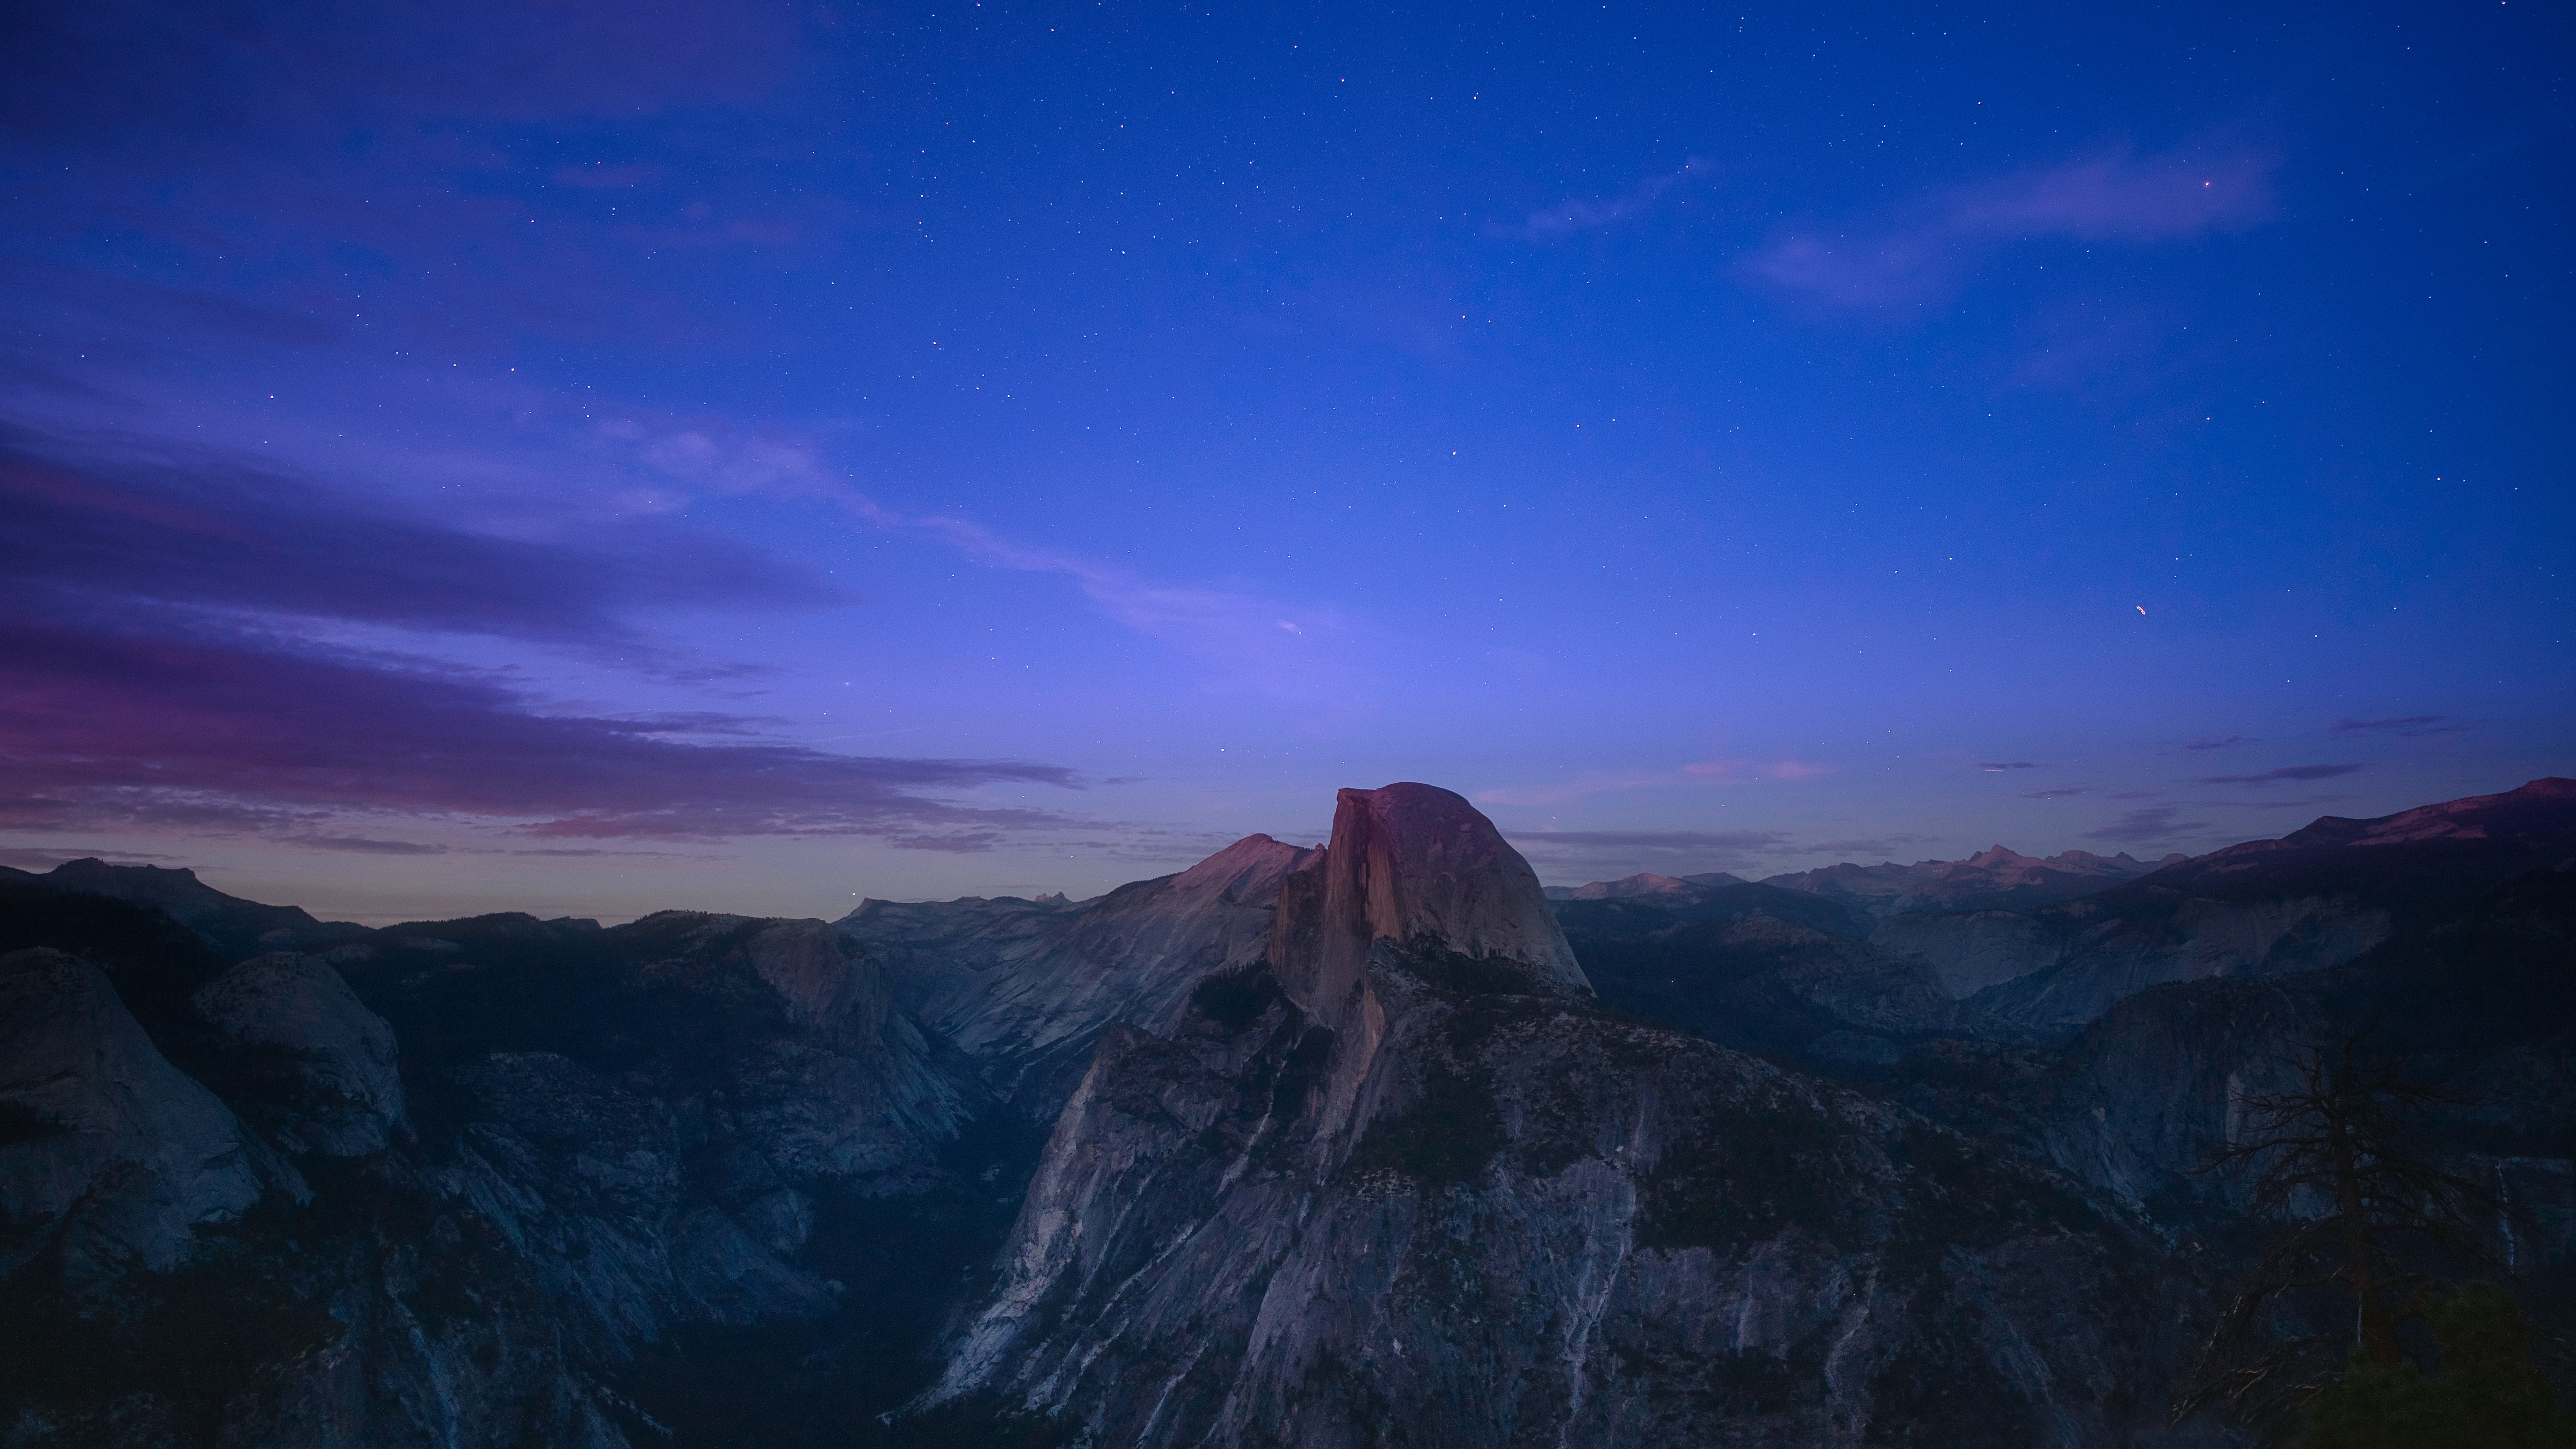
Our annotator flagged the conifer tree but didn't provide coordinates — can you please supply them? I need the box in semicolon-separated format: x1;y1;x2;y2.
2172;1038;2568;1444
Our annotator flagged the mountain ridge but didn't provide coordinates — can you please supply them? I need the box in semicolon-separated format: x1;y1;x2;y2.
1;777;2569;1447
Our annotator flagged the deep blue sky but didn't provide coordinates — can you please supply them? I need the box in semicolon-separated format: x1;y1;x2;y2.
3;0;2569;922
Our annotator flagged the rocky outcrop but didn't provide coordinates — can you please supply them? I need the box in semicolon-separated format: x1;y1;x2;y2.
841;833;1320;1114
921;785;2195;1448
0;948;273;1278
2035;854;2576;1253
0;908;999;1449
191;952;407;1156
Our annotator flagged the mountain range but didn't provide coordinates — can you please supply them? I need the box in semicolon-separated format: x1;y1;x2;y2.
1544;844;2186;916
2;777;2570;1446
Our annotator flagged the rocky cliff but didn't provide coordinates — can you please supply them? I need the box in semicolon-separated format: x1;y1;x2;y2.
839;832;1320;1117
0;899;1004;1449
919;784;2206;1448
4;778;2569;1448
1854;778;2576;1034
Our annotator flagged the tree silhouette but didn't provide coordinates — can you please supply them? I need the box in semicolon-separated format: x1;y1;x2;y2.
2172;1036;2507;1441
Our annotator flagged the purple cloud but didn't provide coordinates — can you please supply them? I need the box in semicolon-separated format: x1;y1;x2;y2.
2;0;801;142
1979;761;2039;771
2183;735;2250;751
0;613;1081;841
1747;146;2275;306
284;835;451;855
0;436;839;652
886;832;1008;854
2200;764;2365;786
2085;806;2210;843
2022;787;2089;799
2330;715;2466;737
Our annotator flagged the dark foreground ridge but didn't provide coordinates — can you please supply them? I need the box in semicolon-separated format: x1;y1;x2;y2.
1;778;2570;1446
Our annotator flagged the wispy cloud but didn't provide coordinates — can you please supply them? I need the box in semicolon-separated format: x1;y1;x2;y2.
281;835;452;855
1;432;837;655
886;831;1008;854
1746;145;2276;307
1979;761;2039;771
0;613;1081;842
2183;735;2250;751
1492;158;1713;241
2200;764;2364;787
2022;787;2089;799
2330;715;2466;737
615;420;1357;697
1806;834;1938;857
2085;805;2212;843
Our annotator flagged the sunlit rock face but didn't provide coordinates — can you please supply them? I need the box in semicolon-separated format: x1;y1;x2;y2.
1271;781;1587;1020
923;784;2194;1449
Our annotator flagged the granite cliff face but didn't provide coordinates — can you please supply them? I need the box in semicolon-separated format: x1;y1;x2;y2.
0;902;999;1449
0;948;276;1278
1910;777;2576;1034
4;779;2570;1448
839;833;1319;1117
922;784;2200;1448
2034;854;2576;1243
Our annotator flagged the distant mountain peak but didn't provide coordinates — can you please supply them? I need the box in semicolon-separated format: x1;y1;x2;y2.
1963;844;2041;868
1756;841;2173;917
1;855;360;958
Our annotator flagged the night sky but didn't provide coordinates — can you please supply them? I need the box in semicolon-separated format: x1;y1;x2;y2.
4;0;2569;924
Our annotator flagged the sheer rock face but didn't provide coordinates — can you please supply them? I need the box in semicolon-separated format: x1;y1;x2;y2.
1273;783;1585;1022
0;948;269;1274
841;833;1320;1115
0;911;989;1449
191;952;408;1157
928;789;2192;1449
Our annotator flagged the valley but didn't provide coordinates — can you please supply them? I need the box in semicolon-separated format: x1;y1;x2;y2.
3;779;2571;1447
